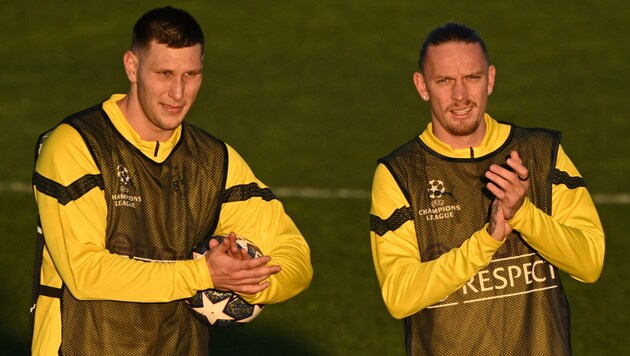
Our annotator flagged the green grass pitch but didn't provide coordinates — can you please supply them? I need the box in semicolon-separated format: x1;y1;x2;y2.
1;1;628;354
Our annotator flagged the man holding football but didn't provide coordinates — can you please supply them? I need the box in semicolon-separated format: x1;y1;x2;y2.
370;23;604;355
31;6;312;355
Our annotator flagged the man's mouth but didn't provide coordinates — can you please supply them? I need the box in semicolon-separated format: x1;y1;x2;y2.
450;106;473;118
162;103;184;113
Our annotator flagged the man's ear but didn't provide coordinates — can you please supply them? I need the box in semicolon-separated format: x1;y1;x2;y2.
413;72;429;101
123;51;138;83
487;64;496;96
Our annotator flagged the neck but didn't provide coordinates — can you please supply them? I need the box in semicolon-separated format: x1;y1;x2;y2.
433;128;486;150
442;134;484;149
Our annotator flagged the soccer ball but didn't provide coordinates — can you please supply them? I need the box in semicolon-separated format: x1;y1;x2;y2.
186;235;265;327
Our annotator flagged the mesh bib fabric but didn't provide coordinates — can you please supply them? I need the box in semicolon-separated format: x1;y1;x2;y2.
380;126;571;356
59;105;227;355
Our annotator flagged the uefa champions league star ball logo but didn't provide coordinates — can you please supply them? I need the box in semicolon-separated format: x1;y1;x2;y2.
423;179;460;216
117;165;131;186
427;179;446;199
112;164;141;207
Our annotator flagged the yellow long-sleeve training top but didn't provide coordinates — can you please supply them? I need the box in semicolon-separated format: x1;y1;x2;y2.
370;115;604;319
32;94;313;355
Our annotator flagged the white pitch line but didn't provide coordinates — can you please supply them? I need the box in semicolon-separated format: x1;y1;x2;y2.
273;187;370;200
1;181;629;205
0;181;32;193
592;193;630;205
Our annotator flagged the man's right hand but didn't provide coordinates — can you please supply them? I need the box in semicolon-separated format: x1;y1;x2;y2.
204;232;281;295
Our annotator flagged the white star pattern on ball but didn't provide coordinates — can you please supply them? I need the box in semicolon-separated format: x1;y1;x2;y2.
200;294;234;325
186;235;265;327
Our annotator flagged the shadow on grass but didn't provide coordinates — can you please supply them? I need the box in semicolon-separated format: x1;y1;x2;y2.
0;331;29;356
209;324;323;355
5;324;322;356
0;280;30;356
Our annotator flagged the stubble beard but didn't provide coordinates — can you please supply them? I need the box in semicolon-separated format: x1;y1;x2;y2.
447;118;481;137
445;100;482;137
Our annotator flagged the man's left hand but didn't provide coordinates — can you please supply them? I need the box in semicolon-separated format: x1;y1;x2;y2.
484;150;529;220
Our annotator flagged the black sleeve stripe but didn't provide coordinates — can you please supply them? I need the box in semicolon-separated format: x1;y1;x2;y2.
33;172;104;206
223;182;277;203
39;285;63;298
370;207;413;237
552;169;586;189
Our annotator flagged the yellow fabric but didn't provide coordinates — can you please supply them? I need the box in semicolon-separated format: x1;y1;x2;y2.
32;94;312;355
370;115;605;319
214;145;314;305
104;94;181;162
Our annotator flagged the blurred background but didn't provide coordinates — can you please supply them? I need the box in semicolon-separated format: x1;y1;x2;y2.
1;1;627;354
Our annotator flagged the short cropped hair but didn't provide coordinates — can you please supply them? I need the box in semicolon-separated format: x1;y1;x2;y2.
418;23;489;71
131;6;204;53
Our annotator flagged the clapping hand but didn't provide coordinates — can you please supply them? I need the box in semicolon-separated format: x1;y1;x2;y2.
204;232;281;295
